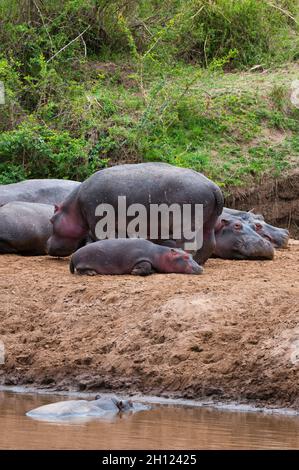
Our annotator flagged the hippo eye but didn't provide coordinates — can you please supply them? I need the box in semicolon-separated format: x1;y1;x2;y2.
234;222;242;230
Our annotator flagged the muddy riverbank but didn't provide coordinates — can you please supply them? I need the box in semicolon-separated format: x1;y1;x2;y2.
0;241;298;410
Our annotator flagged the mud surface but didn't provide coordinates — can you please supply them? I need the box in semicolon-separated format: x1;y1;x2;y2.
0;241;299;410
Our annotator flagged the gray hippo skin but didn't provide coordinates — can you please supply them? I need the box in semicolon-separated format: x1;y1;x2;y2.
70;238;203;275
223;208;289;248
0;179;80;206
26;396;149;420
223;207;264;221
214;214;274;260
0;202;54;255
47;163;223;265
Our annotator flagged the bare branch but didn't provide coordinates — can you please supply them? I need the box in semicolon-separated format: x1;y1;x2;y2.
47;25;91;63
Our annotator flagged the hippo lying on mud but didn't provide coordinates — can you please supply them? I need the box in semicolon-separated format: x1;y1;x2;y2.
47;163;223;265
0;179;80;206
223;208;289;249
213;214;275;260
70;238;203;275
26;396;149;420
0;202;54;255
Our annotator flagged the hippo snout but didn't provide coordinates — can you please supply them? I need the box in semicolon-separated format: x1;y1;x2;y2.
47;236;79;257
190;259;204;274
246;238;275;260
277;229;289;249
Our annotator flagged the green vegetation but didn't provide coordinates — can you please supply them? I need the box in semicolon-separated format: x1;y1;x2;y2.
0;0;299;187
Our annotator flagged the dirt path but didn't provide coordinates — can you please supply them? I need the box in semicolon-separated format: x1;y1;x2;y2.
0;242;299;410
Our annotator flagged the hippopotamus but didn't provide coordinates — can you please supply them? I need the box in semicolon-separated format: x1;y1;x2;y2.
47;163;223;264
213;215;275;260
0;202;54;255
223;207;265;221
70;238;203;275
0;179;80;206
223;208;289;248
26;396;149;420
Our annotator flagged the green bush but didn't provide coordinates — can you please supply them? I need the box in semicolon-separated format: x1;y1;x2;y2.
0;121;93;182
150;0;299;68
0;1;298;186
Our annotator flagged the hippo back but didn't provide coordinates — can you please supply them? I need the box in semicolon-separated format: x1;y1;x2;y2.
0;179;81;205
0;201;54;255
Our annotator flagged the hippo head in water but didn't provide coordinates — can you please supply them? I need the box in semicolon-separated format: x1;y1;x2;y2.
111;397;134;412
249;220;289;249
214;216;274;260
157;247;203;274
47;201;88;257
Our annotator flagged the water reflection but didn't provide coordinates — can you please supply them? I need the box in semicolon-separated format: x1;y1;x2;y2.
0;391;298;449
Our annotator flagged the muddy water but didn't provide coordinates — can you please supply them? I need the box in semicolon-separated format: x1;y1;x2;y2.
0;391;299;449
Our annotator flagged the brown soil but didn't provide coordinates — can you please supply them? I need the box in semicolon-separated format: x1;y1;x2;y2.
0;241;299;410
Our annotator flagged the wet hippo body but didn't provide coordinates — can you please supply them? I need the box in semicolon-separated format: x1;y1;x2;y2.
214;214;275;260
26;397;149;420
0;179;80;206
70;238;203;275
0;202;54;255
47;163;223;264
223;208;289;248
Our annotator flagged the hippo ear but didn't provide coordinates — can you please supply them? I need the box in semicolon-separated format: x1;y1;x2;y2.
54;204;59;213
215;218;230;233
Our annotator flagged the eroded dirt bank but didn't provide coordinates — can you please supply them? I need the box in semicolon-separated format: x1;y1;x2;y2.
227;169;299;238
0;242;299;410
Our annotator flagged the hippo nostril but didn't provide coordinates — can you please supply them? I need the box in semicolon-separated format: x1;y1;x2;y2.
263;234;272;243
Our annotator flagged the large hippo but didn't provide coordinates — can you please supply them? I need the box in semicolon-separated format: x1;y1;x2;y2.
70;238;203;275
223;208;289;248
0;179;80;206
214;214;274;260
0;202;54;255
47;163;223;264
26;396;149;420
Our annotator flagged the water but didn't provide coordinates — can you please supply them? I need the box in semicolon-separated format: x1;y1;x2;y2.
0;391;299;449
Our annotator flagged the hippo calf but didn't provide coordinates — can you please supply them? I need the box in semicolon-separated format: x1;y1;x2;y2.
0;179;80;206
26;396;149;420
70;238;203;275
223;208;289;249
214;215;274;260
0;202;54;255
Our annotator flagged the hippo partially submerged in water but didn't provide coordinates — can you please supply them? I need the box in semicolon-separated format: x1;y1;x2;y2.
47;163;223;265
70;238;203;275
214;214;275;260
0;202;54;255
0;179;80;206
26;396;149;420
